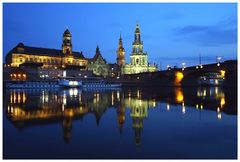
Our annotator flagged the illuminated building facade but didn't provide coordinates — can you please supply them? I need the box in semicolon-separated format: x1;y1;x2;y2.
116;34;125;66
87;46;109;77
122;23;157;74
5;29;88;69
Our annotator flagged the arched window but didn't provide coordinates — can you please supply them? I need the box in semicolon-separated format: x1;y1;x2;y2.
136;58;139;65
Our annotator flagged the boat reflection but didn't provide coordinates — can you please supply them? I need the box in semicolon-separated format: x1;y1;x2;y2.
4;86;236;144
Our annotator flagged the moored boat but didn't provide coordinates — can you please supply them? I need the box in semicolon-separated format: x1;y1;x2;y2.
82;77;121;89
58;78;82;88
5;80;60;89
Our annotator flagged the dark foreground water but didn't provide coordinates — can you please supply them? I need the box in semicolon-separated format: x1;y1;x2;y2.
3;86;237;159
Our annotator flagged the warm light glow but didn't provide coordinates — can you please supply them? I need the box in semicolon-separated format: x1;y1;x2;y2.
63;94;67;105
137;90;140;98
215;87;219;95
175;88;184;103
23;91;27;103
220;70;225;78
117;91;120;101
111;92;114;106
175;72;184;84
220;97;225;108
196;104;199;109
152;100;156;107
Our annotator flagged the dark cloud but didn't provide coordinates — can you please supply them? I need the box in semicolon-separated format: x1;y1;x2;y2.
173;17;237;47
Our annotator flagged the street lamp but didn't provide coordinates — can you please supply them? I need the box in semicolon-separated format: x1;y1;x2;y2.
217;56;222;66
167;65;171;70
182;62;186;71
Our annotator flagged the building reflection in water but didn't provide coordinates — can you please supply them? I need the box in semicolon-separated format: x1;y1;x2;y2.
125;89;157;144
4;86;233;144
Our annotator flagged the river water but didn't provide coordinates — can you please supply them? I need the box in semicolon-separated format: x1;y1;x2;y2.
3;86;237;159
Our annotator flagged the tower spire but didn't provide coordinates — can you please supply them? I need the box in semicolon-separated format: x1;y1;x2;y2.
116;32;125;66
119;33;123;47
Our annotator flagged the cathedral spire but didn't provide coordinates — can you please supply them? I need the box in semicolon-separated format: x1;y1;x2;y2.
96;45;101;56
119;33;123;47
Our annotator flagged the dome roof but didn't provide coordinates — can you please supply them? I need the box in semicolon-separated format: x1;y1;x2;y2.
17;42;24;48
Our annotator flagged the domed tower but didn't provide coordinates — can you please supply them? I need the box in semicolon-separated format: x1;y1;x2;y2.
129;22;148;67
116;33;125;66
62;28;72;55
132;22;143;54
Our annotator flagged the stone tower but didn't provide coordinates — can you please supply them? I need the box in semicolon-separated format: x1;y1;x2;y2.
116;33;125;66
62;28;72;55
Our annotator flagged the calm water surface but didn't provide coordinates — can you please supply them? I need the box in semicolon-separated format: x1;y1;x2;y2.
3;87;237;159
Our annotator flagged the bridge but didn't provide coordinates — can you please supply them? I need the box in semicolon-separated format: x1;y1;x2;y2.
119;60;237;87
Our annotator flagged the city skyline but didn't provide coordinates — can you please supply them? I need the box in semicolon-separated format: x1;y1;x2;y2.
3;3;237;69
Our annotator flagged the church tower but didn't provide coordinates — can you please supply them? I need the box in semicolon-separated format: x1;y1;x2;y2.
132;22;143;54
130;22;148;67
116;33;125;66
62;28;72;55
121;22;158;74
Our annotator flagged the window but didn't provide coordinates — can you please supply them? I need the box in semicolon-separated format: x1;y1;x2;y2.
136;58;139;65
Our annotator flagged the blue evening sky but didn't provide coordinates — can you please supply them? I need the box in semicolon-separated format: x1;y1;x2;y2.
3;3;237;69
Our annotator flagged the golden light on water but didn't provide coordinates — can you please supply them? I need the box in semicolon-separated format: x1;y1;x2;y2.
175;88;184;103
220;97;225;108
196;104;199;109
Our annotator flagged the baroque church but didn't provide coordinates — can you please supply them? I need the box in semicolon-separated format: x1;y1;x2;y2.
121;23;157;74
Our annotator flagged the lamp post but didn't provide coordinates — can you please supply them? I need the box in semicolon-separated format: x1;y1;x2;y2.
216;56;221;67
182;62;186;71
167;65;171;70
